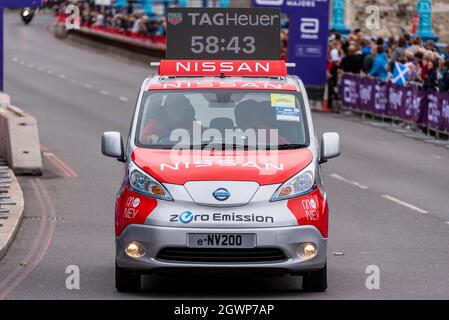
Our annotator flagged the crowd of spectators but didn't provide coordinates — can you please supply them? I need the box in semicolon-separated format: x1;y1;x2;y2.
54;0;166;37
328;29;449;93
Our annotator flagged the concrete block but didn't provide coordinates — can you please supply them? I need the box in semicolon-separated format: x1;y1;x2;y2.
0;106;43;175
0;92;11;108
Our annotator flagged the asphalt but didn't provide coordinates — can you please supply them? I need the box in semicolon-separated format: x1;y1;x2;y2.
1;12;449;299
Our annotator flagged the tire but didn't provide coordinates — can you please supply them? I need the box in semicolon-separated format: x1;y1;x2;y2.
115;264;141;292
302;265;327;292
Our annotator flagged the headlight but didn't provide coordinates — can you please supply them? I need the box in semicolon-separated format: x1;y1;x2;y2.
128;162;173;201
271;164;315;201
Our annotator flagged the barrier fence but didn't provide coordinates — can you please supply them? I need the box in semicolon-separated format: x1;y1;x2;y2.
338;74;449;136
56;14;167;46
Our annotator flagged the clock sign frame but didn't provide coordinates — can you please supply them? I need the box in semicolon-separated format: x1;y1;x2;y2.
166;8;281;60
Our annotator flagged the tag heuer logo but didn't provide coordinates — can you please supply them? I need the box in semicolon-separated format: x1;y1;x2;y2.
168;13;183;25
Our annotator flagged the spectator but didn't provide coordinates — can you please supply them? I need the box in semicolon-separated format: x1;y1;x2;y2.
369;45;389;79
390;37;407;69
363;43;377;74
405;37;424;56
425;39;436;52
439;60;449;92
329;40;342;64
423;59;439;91
340;45;363;74
404;51;422;82
442;45;449;61
56;1;167;38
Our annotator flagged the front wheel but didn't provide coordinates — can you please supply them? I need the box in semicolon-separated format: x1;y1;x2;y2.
115;264;141;292
302;265;327;292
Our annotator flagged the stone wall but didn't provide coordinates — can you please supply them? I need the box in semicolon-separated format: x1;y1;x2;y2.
344;0;449;42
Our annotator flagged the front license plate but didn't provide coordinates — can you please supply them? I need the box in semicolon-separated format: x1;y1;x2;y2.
187;233;256;248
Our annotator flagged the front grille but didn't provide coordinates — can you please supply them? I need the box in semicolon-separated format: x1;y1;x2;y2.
156;247;287;263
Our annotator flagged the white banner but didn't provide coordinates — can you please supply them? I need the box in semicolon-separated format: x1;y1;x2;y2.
95;0;112;5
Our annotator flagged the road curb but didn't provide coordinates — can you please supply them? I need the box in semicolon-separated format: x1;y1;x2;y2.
0;92;43;175
0;160;24;260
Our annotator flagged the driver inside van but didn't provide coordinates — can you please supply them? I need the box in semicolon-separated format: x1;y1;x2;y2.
140;94;195;145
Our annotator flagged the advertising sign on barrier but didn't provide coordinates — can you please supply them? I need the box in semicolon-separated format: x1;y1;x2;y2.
388;83;405;117
402;85;419;122
427;92;440;129
359;77;375;112
340;74;359;109
339;74;448;133
440;93;449;132
252;0;330;86
373;81;389;114
0;0;40;7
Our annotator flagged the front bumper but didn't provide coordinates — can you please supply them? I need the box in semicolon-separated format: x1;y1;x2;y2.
116;224;327;274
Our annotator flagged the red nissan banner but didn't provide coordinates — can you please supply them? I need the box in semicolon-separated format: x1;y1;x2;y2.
148;81;297;91
157;60;287;77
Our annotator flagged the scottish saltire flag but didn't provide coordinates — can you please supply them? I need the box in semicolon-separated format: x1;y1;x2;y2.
392;62;409;86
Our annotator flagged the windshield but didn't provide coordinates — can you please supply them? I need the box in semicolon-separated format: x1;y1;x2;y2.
135;90;309;150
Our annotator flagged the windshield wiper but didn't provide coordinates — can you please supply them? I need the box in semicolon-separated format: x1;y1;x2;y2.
276;144;308;150
190;143;250;150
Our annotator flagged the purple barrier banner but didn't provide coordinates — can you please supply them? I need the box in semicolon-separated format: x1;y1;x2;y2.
426;91;440;129
402;85;419;122
373;80;389;115
340;74;359;109
339;74;449;132
387;83;405;117
358;77;375;112
440;93;449;132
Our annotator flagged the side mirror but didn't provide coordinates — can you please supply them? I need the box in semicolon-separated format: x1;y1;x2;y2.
102;131;125;162
320;132;341;164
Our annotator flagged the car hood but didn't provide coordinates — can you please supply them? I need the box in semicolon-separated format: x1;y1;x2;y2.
131;148;313;186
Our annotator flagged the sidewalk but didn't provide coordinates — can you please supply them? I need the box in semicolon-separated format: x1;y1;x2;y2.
0;158;24;260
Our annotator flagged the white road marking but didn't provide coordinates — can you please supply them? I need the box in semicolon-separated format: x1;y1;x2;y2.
100;90;110;95
12;57;18;62
119;96;128;102
37;67;44;72
19;60;25;65
431;155;443;160
58;74;66;79
444;221;449;225
381;194;428;214
47;70;54;75
84;83;92;89
27;64;34;68
329;173;369;190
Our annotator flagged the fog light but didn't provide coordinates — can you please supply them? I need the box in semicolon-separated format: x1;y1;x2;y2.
125;242;146;258
297;243;317;259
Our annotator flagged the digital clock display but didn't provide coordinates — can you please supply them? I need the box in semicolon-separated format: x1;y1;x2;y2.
166;8;281;60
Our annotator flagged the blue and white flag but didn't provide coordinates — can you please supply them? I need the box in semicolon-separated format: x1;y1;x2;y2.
392;62;409;86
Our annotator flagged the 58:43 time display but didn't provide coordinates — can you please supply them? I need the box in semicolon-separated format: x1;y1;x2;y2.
191;36;256;55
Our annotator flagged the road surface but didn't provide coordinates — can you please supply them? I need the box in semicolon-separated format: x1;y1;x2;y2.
1;12;449;299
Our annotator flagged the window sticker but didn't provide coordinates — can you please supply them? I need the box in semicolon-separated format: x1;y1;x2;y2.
270;93;300;122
